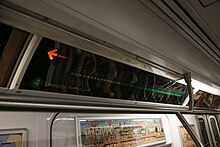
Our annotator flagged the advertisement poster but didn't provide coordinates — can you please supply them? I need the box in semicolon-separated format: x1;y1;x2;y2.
194;90;220;109
80;118;165;147
179;125;196;147
0;129;26;147
0;134;21;147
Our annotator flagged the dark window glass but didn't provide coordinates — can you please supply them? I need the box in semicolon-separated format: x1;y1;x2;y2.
0;23;13;56
20;37;188;105
0;23;29;87
210;117;220;146
198;117;210;147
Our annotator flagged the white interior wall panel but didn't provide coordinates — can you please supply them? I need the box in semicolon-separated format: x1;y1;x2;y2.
0;112;47;147
0;112;200;147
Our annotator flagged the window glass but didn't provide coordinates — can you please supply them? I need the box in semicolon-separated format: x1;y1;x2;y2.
0;23;13;56
198;117;210;147
20;37;188;105
51;113;76;147
0;23;30;87
210;117;220;146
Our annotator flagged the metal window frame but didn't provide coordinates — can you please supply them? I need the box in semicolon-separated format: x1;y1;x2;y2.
208;115;220;147
0;1;220;114
0;23;32;89
0;2;191;109
0;1;183;80
197;115;214;147
9;34;42;90
0;128;27;147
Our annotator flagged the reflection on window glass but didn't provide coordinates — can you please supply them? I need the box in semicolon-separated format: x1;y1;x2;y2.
194;90;220;109
20;37;188;105
0;23;29;87
198;117;210;147
0;23;13;56
210;117;220;146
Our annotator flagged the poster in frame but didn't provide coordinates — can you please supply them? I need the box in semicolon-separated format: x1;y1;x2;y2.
179;125;196;147
78;117;166;147
0;128;27;147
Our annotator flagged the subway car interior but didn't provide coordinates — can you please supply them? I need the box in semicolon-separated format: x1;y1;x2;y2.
0;0;220;147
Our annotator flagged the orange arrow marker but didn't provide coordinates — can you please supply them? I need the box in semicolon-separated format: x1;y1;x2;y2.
48;49;67;60
48;49;58;60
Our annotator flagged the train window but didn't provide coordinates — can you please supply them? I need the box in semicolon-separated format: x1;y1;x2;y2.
20;37;188;105
209;117;220;146
0;23;30;87
198;117;210;147
51;113;76;147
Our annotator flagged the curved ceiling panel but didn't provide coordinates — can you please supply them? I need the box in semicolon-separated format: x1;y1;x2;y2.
5;0;220;90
